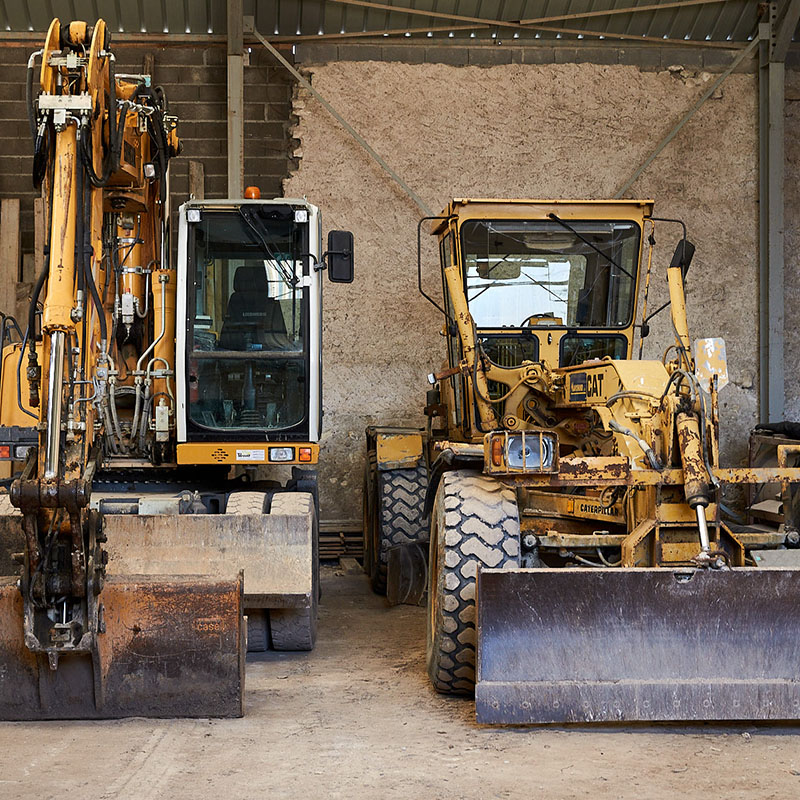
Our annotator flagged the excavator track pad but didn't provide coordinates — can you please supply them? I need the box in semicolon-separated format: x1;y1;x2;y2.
0;573;244;720
476;566;800;724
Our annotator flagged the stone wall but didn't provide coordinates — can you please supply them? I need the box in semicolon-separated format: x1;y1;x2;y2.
784;69;800;421
285;59;760;523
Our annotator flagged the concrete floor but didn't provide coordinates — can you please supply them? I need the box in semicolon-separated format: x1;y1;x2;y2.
1;566;799;799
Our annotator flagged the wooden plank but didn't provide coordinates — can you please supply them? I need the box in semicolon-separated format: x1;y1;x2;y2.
31;196;44;283
0;199;20;316
339;557;362;575
15;282;32;331
0;199;17;481
142;52;154;77
188;160;205;200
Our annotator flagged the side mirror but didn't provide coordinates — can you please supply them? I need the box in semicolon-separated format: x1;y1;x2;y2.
326;230;354;283
670;239;695;277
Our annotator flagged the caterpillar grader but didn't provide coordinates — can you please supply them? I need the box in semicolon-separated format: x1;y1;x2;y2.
365;198;800;723
0;19;353;719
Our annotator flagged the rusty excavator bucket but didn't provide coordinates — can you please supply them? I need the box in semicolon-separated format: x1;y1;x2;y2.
476;566;800;724
0;573;244;720
0;509;244;720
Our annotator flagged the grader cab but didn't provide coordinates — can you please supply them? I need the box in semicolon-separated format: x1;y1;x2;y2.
367;198;800;723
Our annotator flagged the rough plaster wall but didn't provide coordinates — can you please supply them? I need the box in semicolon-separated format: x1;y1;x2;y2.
785;70;800;420
285;61;758;523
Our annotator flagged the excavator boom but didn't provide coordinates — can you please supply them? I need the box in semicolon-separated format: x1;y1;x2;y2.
0;19;247;719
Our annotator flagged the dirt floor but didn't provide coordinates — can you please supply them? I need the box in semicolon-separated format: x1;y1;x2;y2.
0;565;799;799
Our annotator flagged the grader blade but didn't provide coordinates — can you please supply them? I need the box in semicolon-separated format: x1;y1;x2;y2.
0;574;244;720
476;567;800;724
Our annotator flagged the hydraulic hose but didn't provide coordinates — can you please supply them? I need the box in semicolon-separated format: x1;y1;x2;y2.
130;84;170;202
25;51;42;142
15;326;37;419
608;419;663;471
27;259;48;355
80;53;123;187
73;145;108;347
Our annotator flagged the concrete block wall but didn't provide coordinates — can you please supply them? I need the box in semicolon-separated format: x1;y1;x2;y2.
783;69;800;422
0;42;296;283
295;41;757;74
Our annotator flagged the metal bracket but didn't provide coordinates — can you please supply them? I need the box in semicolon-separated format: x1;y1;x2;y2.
38;93;93;112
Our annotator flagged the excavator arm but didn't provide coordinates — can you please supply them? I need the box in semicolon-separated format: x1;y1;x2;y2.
0;19;244;720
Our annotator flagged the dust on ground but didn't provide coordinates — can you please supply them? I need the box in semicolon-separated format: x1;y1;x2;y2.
0;567;798;799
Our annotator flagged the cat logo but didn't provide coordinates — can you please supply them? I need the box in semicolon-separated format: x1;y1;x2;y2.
586;372;605;399
579;502;616;517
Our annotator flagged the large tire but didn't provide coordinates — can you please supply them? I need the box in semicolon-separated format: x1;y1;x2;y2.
427;470;520;695
368;465;428;595
269;492;319;651
226;491;267;514
227;492;270;653
246;610;269;652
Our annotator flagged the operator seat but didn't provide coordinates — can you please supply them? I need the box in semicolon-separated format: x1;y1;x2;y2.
219;265;287;350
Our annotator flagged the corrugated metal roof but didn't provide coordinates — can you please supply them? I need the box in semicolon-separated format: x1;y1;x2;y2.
0;1;763;45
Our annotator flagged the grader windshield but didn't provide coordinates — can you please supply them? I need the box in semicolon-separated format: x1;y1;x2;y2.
461;219;640;330
188;207;307;433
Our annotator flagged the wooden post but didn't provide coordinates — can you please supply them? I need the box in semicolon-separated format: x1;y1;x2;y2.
0;199;20;315
0;199;20;479
189;161;205;200
142;53;154;77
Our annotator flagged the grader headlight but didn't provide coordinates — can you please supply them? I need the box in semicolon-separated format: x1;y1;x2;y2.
486;431;558;475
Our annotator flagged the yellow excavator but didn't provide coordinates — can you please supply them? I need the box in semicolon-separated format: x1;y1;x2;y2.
366;198;800;723
0;19;353;719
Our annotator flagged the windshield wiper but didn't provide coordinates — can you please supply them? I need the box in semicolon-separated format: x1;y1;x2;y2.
238;207;298;286
547;213;634;281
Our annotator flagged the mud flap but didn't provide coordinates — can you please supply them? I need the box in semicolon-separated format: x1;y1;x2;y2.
0;574;244;720
386;541;428;606
476;567;800;724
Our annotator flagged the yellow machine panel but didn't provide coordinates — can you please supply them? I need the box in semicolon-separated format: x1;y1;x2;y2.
177;442;319;466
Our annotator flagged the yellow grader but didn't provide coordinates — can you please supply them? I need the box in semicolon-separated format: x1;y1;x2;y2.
0;19;353;719
365;198;800;723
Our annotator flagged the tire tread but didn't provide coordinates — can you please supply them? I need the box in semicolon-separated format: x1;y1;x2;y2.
427;470;520;695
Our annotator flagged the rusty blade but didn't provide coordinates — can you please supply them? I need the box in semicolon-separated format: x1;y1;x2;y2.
476;567;800;724
0;574;244;720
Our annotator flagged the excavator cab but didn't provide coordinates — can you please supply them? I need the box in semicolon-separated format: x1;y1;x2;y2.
178;200;325;455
